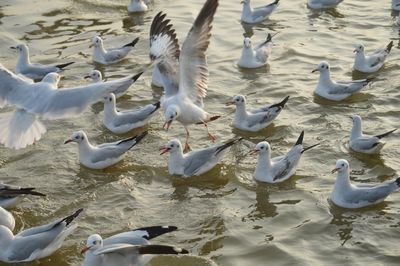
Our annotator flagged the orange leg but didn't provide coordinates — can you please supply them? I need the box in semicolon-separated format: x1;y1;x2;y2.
183;127;191;152
204;122;216;143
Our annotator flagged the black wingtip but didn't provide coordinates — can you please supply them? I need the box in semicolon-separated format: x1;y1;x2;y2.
269;96;290;109
60;208;83;227
153;101;161;109
395;177;400;187
365;77;375;83
301;143;320;154
133;225;178;240
266;33;272;43
386;40;394;53
132;71;144;82
138;245;189;255
375;129;397;139
56;61;75;70
124;37;140;48
295;131;304;146
216;138;243;155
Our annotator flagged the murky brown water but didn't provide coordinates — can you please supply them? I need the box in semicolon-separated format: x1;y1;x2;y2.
1;0;400;265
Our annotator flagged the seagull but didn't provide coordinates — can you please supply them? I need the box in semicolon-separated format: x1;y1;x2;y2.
312;61;372;101
0;65;142;149
64;131;148;169
90;36;139;65
150;0;220;152
331;159;400;208
160;138;242;178
128;0;148;13
102;93;160;134
0;208;83;263
392;0;400;11
353;41;393;73
10;43;74;80
241;0;280;24
250;131;319;183
0;207;14;231
0;183;46;209
349;115;396;154
238;33;273;68
84;70;143;98
81;225;188;266
226;95;288;132
307;0;343;9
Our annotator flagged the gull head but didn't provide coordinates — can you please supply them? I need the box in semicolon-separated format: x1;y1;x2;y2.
312;61;330;73
226;95;246;107
42;72;61;86
64;131;86;144
81;234;103;254
243;37;252;48
90;36;103;48
350;115;362;126
354;43;364;53
103;93;116;105
10;43;28;54
331;159;349;174
163;105;180;131
84;70;102;82
160;139;182;155
250;141;271;155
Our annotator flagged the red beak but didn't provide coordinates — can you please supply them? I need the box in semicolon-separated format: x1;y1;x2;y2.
159;147;171;155
331;168;339;174
225;101;235;106
249;149;259;155
64;139;73;144
80;246;90;254
163;121;172;131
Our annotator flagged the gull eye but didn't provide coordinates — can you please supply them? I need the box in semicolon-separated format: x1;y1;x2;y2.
81;136;84;140
341;163;345;167
175;112;177;116
109;98;112;102
170;115;173;119
236;98;239;102
93;241;96;245
171;144;174;148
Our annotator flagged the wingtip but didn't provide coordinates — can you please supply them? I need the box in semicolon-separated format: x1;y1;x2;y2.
63;208;84;227
295;131;305;146
396;177;400;187
153;101;161;109
56;61;75;69
386;40;394;53
132;71;144;81
124;37;140;48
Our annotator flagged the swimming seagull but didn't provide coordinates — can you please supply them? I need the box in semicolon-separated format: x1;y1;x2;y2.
160;138;242;178
150;0;220;152
251;131;319;183
90;36;139;65
128;0;148;13
312;61;372;101
349;115;396;154
331;159;400;208
241;0;280;24
0;207;14;231
84;70;143;98
0;183;46;209
64;130;148;169
353;41;393;73
307;0;343;10
226;95;288;132
392;0;400;11
0;208;83;263
238;33;273;68
10;43;74;80
0;65;142;149
81;225;188;266
102;93;160;134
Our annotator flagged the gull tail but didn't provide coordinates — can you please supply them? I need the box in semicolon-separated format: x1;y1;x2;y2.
375;129;396;139
132;226;178;240
118;131;148;150
55;62;75;70
301;143;320;154
151;101;161;114
123;37;140;48
269;96;290;110
295;131;304;146
2;187;46;197
267;0;280;7
0;109;46;149
395;177;400;187
56;208;83;228
132;71;144;82
385;41;394;53
138;245;189;255
216;138;243;155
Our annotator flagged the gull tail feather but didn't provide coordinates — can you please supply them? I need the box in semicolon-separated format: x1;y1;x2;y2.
117;131;148;149
55;62;74;70
301;143;320;154
375;129;396;139
138;245;189;255
123;37;140;48
385;41;394;53
0;109;46;149
216;138;243;155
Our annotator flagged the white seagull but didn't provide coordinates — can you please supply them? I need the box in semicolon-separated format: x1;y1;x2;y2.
0;183;46;209
102;93;160;134
81;225;188;266
0;65;142;149
84;70;143;98
0;208;83;263
64;131;147;169
307;0;343;10
128;0;148;13
238;33;273;68
149;0;220;152
331;159;400;208
10;43;74;80
349;115;396;154
160;138;241;178
392;0;400;11
226;95;288;132
0;207;15;231
312;61;372;101
90;36;139;65
251;131;319;183
353;41;393;73
241;0;280;24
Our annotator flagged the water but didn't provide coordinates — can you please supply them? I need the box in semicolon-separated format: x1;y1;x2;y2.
1;0;400;265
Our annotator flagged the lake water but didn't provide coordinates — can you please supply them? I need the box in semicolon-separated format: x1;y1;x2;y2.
1;0;400;265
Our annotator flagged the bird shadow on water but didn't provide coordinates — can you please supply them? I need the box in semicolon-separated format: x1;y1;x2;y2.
240;20;280;38
237;64;270;81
